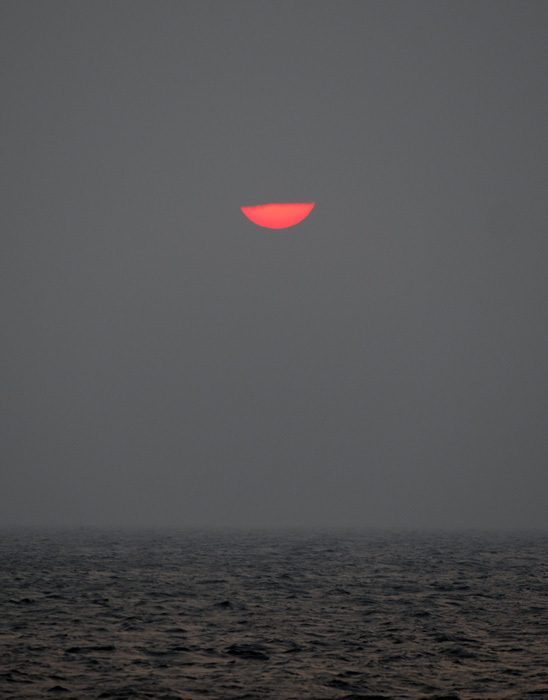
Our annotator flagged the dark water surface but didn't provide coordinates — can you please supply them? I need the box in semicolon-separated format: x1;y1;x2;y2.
1;529;547;699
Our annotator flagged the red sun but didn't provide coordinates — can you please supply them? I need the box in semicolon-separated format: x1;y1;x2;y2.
241;202;315;229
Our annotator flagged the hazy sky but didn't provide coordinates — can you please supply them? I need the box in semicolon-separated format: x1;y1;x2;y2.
2;1;548;528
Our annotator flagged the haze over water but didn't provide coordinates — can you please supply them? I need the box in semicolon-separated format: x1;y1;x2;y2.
2;3;548;696
2;2;548;532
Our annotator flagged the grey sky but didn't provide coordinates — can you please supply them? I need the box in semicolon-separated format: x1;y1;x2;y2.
2;1;547;528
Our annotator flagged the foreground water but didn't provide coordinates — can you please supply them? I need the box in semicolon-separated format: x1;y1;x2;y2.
1;529;547;699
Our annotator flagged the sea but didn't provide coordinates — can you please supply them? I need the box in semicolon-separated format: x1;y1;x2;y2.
1;528;547;700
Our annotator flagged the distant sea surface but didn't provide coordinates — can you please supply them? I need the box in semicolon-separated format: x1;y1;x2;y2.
1;528;547;699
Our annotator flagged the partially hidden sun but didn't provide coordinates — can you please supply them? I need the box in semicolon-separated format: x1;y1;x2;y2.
241;202;315;229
